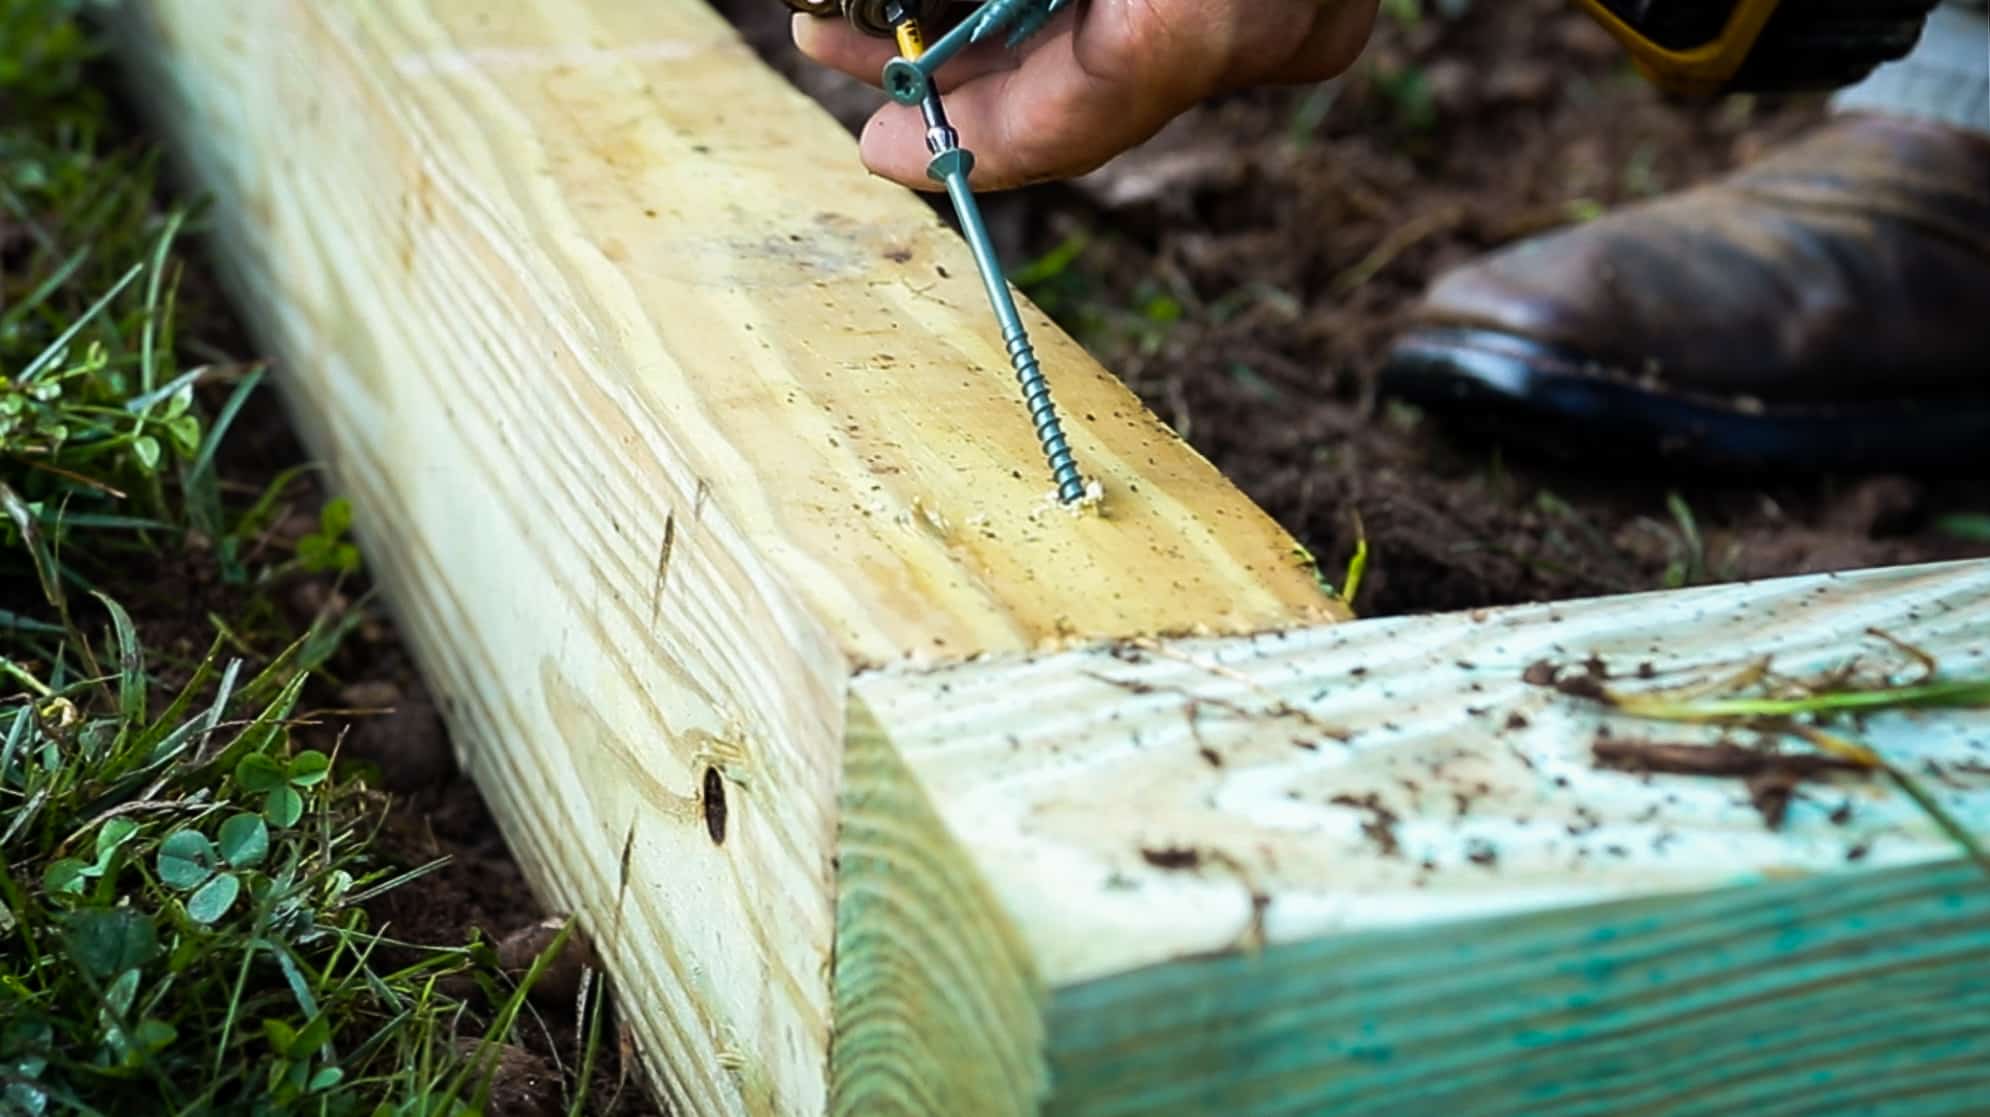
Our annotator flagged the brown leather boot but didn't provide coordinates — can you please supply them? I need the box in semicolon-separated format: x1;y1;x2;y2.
1378;112;1990;472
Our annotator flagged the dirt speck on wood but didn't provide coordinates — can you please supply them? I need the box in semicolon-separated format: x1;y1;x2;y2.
1592;736;1871;830
1329;791;1403;857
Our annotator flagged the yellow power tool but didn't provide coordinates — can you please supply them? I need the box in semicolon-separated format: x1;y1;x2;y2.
1574;0;1943;96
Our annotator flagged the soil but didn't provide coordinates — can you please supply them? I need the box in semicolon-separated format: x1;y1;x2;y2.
28;3;1984;1113
724;0;1990;617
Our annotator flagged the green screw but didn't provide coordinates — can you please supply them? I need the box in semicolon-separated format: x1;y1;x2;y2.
920;88;1086;504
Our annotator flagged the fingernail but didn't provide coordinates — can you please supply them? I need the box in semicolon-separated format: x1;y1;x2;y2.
791;12;820;51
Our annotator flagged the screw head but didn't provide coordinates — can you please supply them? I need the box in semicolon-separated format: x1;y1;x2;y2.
926;148;973;183
883;58;927;105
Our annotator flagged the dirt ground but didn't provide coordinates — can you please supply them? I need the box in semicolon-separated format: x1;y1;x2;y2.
731;0;1990;616
59;3;1985;1114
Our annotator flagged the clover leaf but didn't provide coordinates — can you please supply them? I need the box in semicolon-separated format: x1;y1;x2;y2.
156;830;215;890
235;750;329;828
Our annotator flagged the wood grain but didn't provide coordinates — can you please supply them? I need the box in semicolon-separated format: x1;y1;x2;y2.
847;560;1990;1111
114;1;1990;1112
831;697;1048;1117
113;1;1343;1114
1045;858;1990;1115
147;0;1340;666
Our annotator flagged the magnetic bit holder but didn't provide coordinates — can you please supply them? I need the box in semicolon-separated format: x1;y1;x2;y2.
887;0;1088;504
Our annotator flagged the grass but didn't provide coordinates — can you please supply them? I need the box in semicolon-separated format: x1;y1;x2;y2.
3;2;599;1113
1009;231;1189;362
1543;635;1990;875
1;636;545;1115
1938;513;1990;543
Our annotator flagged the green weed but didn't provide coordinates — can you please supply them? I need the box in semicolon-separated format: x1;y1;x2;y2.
1011;234;1189;360
8;640;412;1113
1370;63;1436;133
1658;491;1705;588
1651;491;1738;590
290;499;363;580
0;632;583;1115
1936;514;1990;543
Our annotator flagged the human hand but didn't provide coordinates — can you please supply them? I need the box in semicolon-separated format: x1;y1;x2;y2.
792;0;1379;191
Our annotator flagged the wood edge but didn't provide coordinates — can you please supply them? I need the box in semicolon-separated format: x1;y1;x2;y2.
1039;855;1990;1114
831;694;1052;1117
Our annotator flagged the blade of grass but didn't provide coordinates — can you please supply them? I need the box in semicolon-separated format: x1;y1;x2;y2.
137;210;187;398
17;262;144;383
336;856;452;910
0;243;91;329
1936;513;1990;542
121;362;206;416
1556;655;1990;877
2;480;105;687
186;364;267;489
88;591;145;724
0;609;67;637
1341;509;1369;608
450;920;577;1112
12;458;129;499
3;481;64;610
184;364;266;537
1;705;30;782
564;970;605;1117
36;511;172;532
1795;724;1990;876
1613;675;1990;721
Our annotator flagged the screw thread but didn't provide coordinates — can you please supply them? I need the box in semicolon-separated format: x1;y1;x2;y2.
921;77;1088;504
970;0;1031;41
1004;2;1054;47
1005;327;1086;503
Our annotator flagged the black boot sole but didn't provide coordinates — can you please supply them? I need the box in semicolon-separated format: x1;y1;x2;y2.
1378;327;1990;476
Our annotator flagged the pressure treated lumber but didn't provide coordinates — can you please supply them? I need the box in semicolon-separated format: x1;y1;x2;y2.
115;2;1990;1115
840;559;1990;1115
112;2;1340;1114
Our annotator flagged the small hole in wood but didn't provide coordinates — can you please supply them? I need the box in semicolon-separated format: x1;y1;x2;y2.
703;767;727;846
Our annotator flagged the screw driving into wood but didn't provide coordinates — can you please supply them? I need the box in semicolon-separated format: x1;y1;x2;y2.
918;84;1087;504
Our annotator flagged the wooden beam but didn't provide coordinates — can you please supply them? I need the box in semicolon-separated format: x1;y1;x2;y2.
115;2;1990;1115
841;559;1990;1115
112;2;1339;1115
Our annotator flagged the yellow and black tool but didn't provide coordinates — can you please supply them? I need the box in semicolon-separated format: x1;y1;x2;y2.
1572;0;1943;96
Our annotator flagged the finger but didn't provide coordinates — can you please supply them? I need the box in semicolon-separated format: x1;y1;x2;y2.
857;31;1195;191
791;13;1026;90
791;14;894;85
1262;1;1377;86
857;101;958;189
